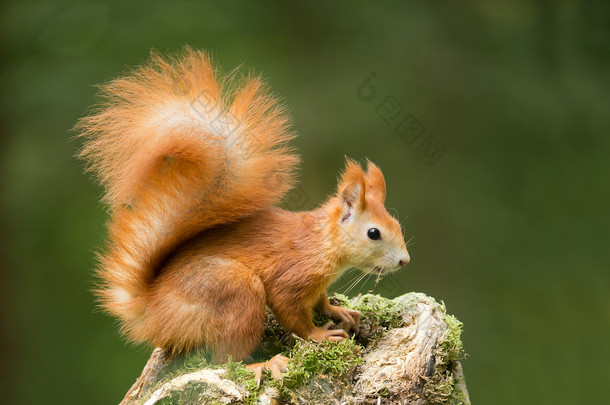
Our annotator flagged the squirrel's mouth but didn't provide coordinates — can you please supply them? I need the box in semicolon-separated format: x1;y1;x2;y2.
369;263;403;275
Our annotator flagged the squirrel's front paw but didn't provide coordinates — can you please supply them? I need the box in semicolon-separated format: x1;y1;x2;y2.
308;321;349;342
326;305;361;334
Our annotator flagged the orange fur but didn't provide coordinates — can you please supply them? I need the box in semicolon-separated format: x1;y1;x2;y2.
77;49;409;361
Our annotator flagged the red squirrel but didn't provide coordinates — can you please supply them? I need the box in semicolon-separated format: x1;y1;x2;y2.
77;49;410;378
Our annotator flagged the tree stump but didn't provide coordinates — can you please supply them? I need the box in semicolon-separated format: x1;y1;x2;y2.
120;293;470;404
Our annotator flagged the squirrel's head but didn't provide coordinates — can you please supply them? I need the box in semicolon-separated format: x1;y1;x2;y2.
331;159;410;275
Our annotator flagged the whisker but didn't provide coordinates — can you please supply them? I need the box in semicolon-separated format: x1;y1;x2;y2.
340;272;363;295
334;268;359;291
364;273;378;295
354;272;374;296
344;272;368;296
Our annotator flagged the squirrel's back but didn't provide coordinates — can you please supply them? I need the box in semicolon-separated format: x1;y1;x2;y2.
76;49;299;337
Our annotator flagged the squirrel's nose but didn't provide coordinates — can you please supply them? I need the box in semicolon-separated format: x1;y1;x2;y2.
398;252;410;267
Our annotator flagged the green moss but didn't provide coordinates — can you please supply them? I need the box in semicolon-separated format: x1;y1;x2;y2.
348;293;403;329
282;337;362;390
442;315;464;360
327;293;350;307
312;310;331;326
222;358;261;404
214;336;364;404
437;302;465;362
223;358;257;390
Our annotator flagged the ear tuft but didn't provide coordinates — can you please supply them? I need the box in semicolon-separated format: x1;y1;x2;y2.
338;158;366;210
341;182;361;208
365;160;386;203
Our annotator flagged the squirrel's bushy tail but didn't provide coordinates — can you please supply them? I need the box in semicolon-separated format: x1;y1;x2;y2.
76;49;298;336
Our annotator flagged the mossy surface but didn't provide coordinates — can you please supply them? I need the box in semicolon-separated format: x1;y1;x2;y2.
210;335;362;404
346;293;404;328
282;337;362;390
423;301;468;405
135;292;468;404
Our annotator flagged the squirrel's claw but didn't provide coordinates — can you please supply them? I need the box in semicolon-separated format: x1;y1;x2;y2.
327;306;361;334
248;365;264;388
268;354;289;381
322;320;335;330
245;354;290;387
337;308;360;333
309;322;350;342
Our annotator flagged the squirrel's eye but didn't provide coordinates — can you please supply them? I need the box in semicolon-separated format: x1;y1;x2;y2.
367;228;381;240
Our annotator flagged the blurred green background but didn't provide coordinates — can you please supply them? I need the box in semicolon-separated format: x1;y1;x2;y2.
1;1;608;403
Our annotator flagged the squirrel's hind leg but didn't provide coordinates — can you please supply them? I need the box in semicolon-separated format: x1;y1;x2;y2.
143;257;266;361
207;270;267;364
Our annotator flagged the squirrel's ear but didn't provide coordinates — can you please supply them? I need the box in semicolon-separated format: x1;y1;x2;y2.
365;161;386;203
339;159;366;216
341;181;365;212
